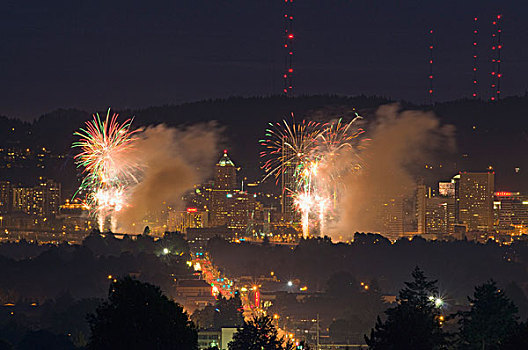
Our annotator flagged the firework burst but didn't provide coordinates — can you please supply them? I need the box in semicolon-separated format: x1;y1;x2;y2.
262;114;364;238
259;115;325;183
73;108;139;231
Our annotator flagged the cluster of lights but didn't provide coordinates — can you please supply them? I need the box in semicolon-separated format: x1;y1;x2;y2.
428;295;445;308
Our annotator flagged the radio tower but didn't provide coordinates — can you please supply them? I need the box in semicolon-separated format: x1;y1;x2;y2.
490;14;502;101
428;29;434;104
283;0;294;97
472;17;479;98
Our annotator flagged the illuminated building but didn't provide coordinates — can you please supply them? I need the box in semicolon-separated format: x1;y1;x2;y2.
168;207;209;232
493;192;528;234
454;172;494;232
11;177;61;217
57;199;92;233
417;184;456;235
215;150;237;190
209;151;260;232
380;196;404;238
38;177;61;216
0;181;11;213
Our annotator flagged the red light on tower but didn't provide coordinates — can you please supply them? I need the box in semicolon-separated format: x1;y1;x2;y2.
288;33;294;39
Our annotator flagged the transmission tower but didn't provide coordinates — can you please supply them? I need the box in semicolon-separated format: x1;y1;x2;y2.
472;17;479;98
490;14;502;101
283;0;294;97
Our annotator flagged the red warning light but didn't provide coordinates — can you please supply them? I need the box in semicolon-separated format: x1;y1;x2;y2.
288;34;294;39
288;68;293;73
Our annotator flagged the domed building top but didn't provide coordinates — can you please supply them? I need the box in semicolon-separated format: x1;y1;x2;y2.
217;149;235;167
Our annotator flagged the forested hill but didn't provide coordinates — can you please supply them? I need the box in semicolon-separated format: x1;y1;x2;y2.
1;94;528;195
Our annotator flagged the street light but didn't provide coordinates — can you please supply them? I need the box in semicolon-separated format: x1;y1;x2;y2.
287;281;293;287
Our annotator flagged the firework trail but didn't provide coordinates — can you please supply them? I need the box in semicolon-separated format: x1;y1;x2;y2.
73;109;139;231
262;114;363;238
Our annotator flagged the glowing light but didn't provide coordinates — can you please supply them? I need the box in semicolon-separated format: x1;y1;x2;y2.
287;281;293;287
162;248;170;255
73;109;139;231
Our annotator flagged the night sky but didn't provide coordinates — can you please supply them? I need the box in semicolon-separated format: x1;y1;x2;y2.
2;0;528;120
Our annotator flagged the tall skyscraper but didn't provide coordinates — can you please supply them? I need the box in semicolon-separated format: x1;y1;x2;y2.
455;172;495;232
417;183;456;236
215;150;237;190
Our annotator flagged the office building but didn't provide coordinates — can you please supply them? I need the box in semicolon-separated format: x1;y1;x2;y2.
455;172;494;232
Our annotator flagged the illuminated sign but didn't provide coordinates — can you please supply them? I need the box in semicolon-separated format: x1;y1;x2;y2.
495;192;512;197
186;207;198;213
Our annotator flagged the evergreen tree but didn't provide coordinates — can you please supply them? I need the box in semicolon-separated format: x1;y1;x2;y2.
455;280;518;350
87;276;197;350
228;315;294;350
365;267;447;350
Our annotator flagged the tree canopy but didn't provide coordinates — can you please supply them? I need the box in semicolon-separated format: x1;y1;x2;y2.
228;315;293;350
87;276;197;350
365;266;448;350
456;280;519;350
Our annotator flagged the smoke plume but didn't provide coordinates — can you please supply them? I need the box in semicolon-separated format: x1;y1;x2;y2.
115;122;221;233
334;104;455;239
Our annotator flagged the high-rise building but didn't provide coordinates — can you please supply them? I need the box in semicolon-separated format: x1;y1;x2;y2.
37;177;61;216
493;191;528;234
455;172;494;232
417;183;456;235
215;150;237;190
11;177;61;217
0;181;11;213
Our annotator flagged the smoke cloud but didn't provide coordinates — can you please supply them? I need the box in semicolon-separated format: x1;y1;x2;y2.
334;104;455;239
115;122;221;233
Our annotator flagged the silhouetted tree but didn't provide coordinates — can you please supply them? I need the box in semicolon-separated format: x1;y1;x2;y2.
501;321;528;349
87;276;197;350
228;315;293;350
213;294;244;329
455;280;518;350
365;267;448;350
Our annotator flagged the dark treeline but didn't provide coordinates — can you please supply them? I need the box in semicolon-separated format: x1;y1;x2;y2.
0;232;191;348
2;95;528;195
208;234;528;312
